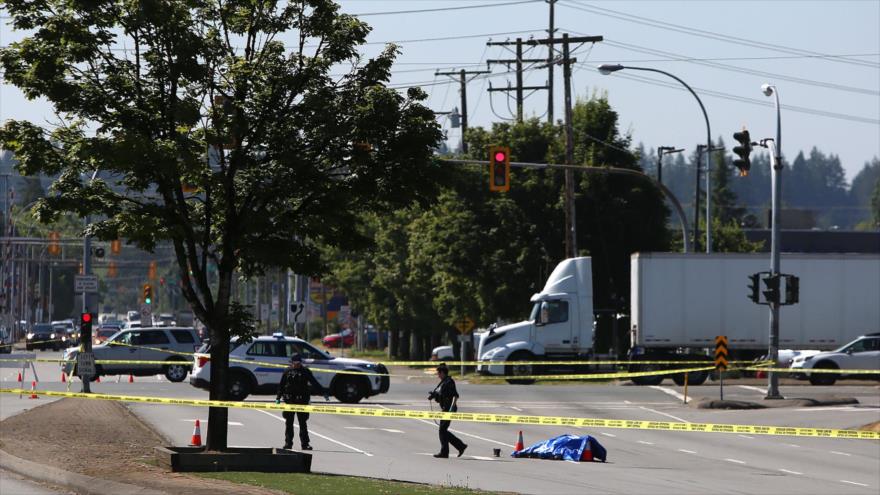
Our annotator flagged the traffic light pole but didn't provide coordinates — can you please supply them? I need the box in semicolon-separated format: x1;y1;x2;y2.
81;170;99;393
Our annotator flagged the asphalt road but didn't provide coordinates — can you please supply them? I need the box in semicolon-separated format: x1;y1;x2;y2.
2;351;879;494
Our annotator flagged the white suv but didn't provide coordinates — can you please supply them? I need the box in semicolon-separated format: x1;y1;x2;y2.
190;333;390;403
791;333;880;385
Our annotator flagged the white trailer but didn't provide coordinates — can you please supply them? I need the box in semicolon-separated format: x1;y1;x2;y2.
631;252;880;352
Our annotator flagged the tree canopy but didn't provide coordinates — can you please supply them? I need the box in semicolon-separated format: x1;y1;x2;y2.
0;0;441;449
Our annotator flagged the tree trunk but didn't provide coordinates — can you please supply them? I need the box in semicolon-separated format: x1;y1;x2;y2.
410;332;422;360
448;328;460;359
388;328;398;359
399;329;411;360
205;327;230;451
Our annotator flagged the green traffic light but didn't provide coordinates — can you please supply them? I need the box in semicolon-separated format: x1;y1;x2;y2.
145;298;152;305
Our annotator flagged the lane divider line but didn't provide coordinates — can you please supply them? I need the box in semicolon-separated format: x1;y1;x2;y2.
638;406;689;424
779;469;803;475
254;409;374;457
2;388;877;441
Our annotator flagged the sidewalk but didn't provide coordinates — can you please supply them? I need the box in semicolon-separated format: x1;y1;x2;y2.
0;398;283;495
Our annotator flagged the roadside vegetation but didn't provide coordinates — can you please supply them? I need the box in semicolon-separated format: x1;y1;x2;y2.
198;472;508;495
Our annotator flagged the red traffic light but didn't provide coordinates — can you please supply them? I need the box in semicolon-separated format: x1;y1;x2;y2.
81;313;92;323
489;145;510;192
494;151;507;162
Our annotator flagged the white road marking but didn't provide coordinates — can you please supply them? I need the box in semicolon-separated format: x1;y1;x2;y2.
649;385;686;402
623;400;632;404
376;404;513;447
840;480;869;487
510;406;523;412
785;443;801;448
599;432;616;438
637;440;654;445
381;428;404;433
469;455;497;461
737;434;754;440
738;385;766;393
678;449;697;454
639;406;690;423
724;458;746;464
255;409;373;456
344;426;372;430
779;469;803;475
830;451;851;456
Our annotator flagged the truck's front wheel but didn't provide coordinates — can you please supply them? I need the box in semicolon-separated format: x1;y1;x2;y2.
506;352;536;385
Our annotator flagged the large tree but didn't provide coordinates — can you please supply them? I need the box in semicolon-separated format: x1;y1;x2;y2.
0;0;440;450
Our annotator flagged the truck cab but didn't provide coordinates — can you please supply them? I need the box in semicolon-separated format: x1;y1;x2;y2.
476;257;594;381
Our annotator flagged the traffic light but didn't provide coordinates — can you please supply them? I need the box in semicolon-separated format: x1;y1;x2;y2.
784;274;800;305
748;273;760;303
107;261;118;278
732;129;752;177
148;260;157;280
143;284;153;305
110;239;121;255
489;146;510;192
80;312;93;340
762;274;780;305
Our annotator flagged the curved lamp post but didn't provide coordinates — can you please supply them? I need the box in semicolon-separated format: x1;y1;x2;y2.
598;64;713;253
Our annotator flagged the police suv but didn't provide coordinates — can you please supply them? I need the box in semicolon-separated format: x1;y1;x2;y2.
190;333;390;403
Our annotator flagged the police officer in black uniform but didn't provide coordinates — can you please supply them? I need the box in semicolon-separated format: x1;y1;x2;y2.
428;363;468;458
275;354;328;450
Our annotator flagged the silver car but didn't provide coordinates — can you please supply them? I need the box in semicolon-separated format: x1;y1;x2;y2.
64;327;201;382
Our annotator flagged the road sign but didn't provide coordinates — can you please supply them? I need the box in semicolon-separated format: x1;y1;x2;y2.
457;335;471;343
74;275;99;293
77;352;96;378
290;302;307;324
139;304;152;325
454;316;475;334
714;335;729;371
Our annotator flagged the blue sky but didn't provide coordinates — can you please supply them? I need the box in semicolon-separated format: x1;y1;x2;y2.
2;0;878;181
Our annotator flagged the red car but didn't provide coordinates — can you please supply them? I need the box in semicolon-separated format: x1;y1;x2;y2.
322;329;354;348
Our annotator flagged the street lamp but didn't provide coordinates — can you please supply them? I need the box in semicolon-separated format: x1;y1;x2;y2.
656;146;684;186
598;64;713;253
762;83;784;400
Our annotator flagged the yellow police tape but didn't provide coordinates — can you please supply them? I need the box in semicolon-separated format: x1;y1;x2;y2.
105;340;767;365
1;387;876;440
743;366;880;374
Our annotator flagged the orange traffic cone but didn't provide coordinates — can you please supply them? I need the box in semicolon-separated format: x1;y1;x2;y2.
61;372;67;383
128;374;134;383
756;370;767;379
95;375;101;383
580;442;593;462
29;381;38;399
17;371;22;383
514;431;524;452
189;419;203;447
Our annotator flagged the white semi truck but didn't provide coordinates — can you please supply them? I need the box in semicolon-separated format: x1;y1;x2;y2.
475;253;880;385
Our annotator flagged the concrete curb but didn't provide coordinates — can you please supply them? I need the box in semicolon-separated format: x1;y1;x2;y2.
0;448;168;495
691;396;859;410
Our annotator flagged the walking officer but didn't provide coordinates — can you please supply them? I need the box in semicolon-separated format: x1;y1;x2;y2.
275;354;329;450
428;363;467;458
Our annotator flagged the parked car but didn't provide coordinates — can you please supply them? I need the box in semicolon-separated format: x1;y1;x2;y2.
190;333;390;402
63;327;201;382
0;326;12;354
26;323;61;351
322;329;355;348
791;333;880;385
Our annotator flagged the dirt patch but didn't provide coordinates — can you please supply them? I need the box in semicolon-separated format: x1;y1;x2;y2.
860;421;880;432
0;398;282;495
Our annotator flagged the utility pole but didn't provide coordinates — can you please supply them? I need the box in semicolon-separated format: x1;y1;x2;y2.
486;38;548;122
494;32;603;258
547;0;556;123
435;69;490;153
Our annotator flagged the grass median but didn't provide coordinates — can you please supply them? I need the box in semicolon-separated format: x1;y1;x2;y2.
197;472;505;495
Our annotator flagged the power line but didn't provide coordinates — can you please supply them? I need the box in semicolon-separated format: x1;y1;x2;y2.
593;65;880;125
559;1;880;69
351;0;539;16
599;38;879;96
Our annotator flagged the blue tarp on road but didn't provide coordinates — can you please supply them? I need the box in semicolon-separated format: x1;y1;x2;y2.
511;434;607;462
